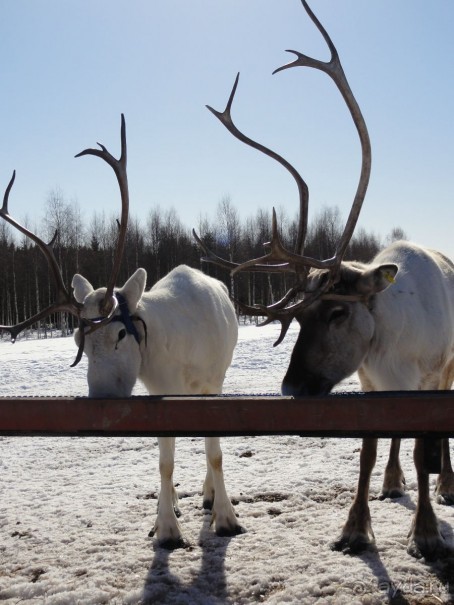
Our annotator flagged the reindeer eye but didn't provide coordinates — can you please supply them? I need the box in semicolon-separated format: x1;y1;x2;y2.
327;305;349;325
118;328;127;341
319;272;330;288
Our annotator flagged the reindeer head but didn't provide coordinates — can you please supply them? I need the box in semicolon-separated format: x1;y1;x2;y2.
281;262;398;395
0;115;147;397
72;268;147;397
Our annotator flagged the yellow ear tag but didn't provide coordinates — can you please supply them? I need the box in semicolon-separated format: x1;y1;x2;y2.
384;271;396;284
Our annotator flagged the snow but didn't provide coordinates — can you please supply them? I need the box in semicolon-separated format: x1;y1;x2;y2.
1;323;454;604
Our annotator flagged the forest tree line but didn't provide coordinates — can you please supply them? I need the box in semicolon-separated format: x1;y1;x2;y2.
0;189;406;336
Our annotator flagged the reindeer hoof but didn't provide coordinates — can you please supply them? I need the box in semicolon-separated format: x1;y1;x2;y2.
148;525;189;549
436;493;454;506
216;523;245;538
379;487;405;500
407;535;453;561
158;536;191;550
331;535;375;555
435;473;454;505
203;498;213;511
435;485;454;506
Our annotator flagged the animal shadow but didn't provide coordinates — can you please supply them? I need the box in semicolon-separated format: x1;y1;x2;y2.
141;511;233;604
357;493;454;604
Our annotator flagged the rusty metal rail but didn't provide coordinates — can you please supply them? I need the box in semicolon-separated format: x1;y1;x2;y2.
0;391;454;437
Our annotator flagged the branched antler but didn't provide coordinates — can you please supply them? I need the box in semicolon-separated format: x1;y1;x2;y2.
0;171;82;342
194;0;371;344
273;0;371;266
75;113;128;314
206;72;310;258
0;115;129;363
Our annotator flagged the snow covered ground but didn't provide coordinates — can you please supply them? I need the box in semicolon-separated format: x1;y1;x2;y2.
1;323;454;604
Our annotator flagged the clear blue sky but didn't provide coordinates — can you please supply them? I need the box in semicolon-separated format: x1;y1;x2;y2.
1;1;453;260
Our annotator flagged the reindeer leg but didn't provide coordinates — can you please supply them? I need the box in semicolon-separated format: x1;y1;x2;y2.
435;439;454;505
380;438;406;499
204;437;244;537
435;362;454;504
332;438;377;554
203;442;216;511
149;437;187;549
407;438;451;560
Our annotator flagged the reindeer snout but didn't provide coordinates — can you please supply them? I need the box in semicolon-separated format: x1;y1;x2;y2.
281;374;333;397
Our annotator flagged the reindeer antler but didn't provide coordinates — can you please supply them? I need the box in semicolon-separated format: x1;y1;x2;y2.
206;72;310;259
194;0;371;345
274;0;371;266
75;113;129;315
0;115;129;360
0;171;82;342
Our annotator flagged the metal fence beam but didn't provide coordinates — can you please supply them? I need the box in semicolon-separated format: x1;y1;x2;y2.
1;391;453;437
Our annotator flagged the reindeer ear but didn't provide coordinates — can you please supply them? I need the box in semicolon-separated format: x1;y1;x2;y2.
72;274;94;303
356;263;398;295
119;268;147;312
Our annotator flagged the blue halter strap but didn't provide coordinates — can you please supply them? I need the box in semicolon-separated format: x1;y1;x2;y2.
111;292;142;345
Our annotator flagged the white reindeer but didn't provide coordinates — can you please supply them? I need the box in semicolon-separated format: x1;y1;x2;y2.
72;264;241;548
195;1;454;560
0;117;243;549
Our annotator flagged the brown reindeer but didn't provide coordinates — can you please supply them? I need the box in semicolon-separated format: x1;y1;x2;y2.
195;0;454;560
